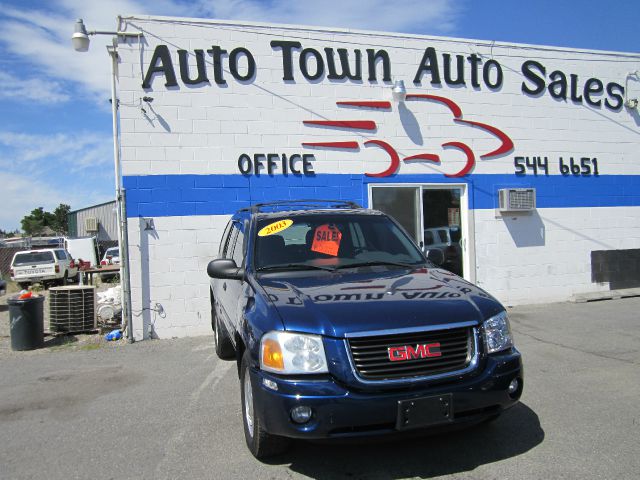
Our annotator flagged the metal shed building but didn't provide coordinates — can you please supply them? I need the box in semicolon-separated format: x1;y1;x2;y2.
68;201;117;243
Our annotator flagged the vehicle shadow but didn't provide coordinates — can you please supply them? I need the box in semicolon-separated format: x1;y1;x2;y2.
276;402;543;479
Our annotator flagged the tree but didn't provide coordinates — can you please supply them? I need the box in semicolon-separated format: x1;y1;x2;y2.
0;228;19;238
20;203;72;236
52;204;71;235
21;207;56;236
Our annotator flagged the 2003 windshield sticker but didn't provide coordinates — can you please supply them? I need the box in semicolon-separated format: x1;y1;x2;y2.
311;224;342;256
258;219;293;237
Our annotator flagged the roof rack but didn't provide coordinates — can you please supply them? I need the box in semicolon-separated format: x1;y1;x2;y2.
248;199;362;213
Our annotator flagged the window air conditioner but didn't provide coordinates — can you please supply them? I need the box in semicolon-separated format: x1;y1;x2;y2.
498;188;536;212
85;217;98;232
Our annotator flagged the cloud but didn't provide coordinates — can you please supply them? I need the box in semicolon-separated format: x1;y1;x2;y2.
0;132;115;230
190;0;461;34
0;131;113;171
0;171;113;231
0;129;115;229
0;0;461;103
0;71;70;104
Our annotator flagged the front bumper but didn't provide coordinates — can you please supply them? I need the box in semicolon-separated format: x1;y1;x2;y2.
12;275;60;283
251;348;523;439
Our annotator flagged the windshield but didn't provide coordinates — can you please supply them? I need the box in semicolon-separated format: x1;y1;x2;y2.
12;251;55;266
254;213;424;271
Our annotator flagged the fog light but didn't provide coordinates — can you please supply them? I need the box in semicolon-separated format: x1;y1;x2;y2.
262;378;278;391
290;406;313;424
508;378;519;395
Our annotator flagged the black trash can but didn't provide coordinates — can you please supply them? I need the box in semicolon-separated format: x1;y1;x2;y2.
8;295;45;351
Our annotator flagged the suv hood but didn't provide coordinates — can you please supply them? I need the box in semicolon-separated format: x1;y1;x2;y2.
257;267;503;338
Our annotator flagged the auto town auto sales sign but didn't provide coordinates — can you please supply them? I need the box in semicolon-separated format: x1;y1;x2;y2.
141;41;627;178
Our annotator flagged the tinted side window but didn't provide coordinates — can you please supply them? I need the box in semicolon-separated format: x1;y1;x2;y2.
55;250;67;260
231;227;245;267
222;224;239;259
12;251;55;265
219;220;233;257
424;231;434;245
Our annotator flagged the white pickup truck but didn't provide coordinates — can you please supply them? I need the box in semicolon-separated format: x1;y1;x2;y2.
10;248;79;288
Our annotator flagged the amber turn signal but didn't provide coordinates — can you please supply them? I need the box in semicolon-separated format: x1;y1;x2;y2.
262;338;284;371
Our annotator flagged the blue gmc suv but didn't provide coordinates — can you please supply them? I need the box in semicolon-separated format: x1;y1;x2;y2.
207;200;523;459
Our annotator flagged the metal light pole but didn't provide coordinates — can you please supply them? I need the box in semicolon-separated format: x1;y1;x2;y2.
73;18;141;342
107;40;134;343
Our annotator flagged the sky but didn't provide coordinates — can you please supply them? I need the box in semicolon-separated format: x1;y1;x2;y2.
0;0;638;232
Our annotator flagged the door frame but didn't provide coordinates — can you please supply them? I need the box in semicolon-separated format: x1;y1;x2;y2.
368;183;476;283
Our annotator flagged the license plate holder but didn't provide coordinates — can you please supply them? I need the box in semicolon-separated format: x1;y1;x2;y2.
396;394;453;430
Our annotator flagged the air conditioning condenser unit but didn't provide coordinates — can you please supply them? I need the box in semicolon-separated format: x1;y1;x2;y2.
49;286;97;333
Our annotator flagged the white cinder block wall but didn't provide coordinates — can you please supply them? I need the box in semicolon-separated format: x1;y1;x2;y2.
115;15;640;339
474;207;640;306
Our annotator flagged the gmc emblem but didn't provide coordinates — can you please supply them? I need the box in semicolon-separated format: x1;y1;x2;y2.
388;343;442;362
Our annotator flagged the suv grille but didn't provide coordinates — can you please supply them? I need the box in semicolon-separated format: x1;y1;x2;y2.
347;326;474;381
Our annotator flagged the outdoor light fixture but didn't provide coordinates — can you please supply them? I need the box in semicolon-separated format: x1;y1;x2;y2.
72;17;142;343
72;19;90;52
143;218;155;231
71;18;142;52
392;80;407;102
625;70;640;111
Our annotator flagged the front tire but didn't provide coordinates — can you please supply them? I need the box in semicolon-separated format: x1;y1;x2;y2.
240;352;290;459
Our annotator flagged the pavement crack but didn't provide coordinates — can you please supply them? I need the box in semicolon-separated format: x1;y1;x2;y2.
514;328;639;366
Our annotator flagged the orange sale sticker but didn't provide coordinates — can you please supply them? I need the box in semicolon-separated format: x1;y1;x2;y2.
311;224;342;256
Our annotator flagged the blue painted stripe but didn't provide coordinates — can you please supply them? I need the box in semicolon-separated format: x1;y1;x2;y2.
122;174;640;217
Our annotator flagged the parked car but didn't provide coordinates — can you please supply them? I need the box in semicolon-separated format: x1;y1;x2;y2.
100;246;120;281
207;200;523;459
10;248;79;289
424;226;462;276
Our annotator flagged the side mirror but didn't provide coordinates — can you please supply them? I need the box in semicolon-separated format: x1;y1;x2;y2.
207;259;244;280
424;248;445;266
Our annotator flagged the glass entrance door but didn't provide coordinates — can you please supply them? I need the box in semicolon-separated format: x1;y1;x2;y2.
370;186;420;243
422;188;464;277
370;184;467;278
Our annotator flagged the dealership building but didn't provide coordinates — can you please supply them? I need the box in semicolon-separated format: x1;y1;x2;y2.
112;15;640;339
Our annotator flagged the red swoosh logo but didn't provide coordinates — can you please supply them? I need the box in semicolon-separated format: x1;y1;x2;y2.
303;120;377;130
364;140;400;177
302;141;359;149
336;101;391;109
404;153;441;164
454;119;513;159
405;94;462;119
442;142;475;177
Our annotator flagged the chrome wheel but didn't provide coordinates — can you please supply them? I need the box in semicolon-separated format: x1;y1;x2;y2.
244;367;254;438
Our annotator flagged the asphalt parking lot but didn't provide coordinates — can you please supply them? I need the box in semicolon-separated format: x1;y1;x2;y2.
0;295;638;479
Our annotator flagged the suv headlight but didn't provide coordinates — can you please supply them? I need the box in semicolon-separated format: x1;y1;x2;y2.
482;311;514;354
260;331;328;374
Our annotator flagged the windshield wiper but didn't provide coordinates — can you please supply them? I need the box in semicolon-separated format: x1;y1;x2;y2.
257;263;335;272
333;260;418;270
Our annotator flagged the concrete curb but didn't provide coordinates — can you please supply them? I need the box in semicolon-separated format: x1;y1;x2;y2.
570;287;640;303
